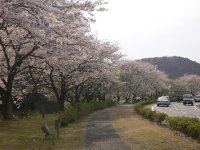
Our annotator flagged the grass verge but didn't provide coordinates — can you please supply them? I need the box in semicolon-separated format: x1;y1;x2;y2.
0;99;116;150
112;105;200;150
0;113;85;150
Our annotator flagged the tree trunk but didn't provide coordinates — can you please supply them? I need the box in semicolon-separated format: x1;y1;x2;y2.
2;73;15;119
74;86;81;103
39;96;45;118
2;94;13;119
57;83;67;111
117;95;121;102
102;94;106;101
58;97;65;111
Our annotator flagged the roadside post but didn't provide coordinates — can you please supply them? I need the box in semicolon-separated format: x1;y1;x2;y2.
55;119;61;137
41;123;51;138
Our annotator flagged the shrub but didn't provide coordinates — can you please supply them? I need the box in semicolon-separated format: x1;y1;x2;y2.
187;123;200;139
133;103;143;114
141;108;151;119
166;117;180;130
105;99;116;107
59;113;69;127
65;106;78;123
146;109;157;121
134;100;200;140
59;99;116;127
90;101;105;111
154;112;168;124
134;99;168;123
167;116;200;140
79;102;93;115
90;101;101;111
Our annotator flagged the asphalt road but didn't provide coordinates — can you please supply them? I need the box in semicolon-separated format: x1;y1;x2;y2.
84;107;131;150
147;102;200;119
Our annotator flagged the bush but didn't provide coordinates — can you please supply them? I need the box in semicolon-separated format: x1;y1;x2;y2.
79;102;93;115
141;108;151;119
167;116;200;140
187;123;200;139
133;99;168;123
136;99;156;107
154;112;168;124
90;101;102;111
105;99;116;107
134;99;200;140
133;104;143;114
90;101;105;111
146;109;157;121
59;113;69;127
65;106;78;123
166;117;180;130
59;99;116;127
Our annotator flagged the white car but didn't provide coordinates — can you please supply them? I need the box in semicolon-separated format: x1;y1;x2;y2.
160;96;170;105
157;97;170;107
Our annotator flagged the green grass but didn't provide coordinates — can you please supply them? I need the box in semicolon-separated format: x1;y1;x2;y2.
0;100;116;150
0;113;85;150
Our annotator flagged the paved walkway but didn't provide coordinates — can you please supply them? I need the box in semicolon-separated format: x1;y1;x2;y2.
84;107;131;150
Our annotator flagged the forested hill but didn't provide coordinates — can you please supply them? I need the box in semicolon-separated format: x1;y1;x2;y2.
141;56;200;79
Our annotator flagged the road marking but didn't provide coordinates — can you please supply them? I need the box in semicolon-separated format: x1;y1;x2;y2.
181;111;188;115
149;103;200;119
152;105;156;111
194;105;200;111
174;105;178;111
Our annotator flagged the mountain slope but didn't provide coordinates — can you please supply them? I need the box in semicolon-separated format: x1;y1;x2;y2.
141;56;200;78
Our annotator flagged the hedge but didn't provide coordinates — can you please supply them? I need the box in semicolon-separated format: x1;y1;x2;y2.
134;99;200;140
134;100;167;125
167;116;200;139
59;99;116;127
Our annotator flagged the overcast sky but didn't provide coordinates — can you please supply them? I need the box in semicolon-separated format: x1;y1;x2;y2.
92;0;200;63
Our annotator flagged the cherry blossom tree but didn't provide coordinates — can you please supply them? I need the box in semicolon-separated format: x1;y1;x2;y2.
66;77;114;105
177;74;200;95
0;19;43;119
44;38;120;110
169;79;186;96
119;60;169;102
109;80;125;102
0;0;107;118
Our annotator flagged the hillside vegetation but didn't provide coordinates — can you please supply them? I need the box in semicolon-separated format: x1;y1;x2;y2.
141;56;200;78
